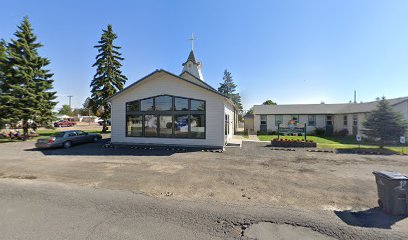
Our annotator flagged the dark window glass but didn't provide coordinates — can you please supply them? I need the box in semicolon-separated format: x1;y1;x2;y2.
141;98;154;111
174;115;189;137
159;115;173;137
127;101;140;112
53;132;65;138
308;115;316;126
260;115;267;125
144;115;157;136
127;115;143;137
155;96;173;111
190;100;205;111
190;114;205;138
343;115;348;126
76;131;87;136
175;97;189;111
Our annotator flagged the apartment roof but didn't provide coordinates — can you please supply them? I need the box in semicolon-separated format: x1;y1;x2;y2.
253;97;408;115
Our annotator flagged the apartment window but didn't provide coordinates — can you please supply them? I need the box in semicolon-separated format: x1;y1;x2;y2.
275;115;283;126
308;115;316;126
353;114;358;126
125;95;206;139
260;115;267;125
343;115;348;126
326;115;333;126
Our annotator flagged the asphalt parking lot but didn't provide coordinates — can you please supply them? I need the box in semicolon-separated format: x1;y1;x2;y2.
0;140;407;237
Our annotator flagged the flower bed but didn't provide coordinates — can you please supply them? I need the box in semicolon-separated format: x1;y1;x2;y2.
271;138;317;148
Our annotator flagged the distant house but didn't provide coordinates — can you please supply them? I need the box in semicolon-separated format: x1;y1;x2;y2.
250;97;408;135
107;50;238;149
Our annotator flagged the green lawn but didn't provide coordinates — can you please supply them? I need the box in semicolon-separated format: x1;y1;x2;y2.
257;134;407;154
0;129;111;143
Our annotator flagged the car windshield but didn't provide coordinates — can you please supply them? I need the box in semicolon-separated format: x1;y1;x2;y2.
53;132;65;138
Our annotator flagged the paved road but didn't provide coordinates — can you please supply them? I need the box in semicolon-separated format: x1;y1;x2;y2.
0;179;406;240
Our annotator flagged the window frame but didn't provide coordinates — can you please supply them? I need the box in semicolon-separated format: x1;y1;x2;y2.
125;94;206;139
275;115;283;126
308;115;316;126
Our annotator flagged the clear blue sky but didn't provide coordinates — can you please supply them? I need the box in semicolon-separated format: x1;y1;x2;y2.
1;0;408;111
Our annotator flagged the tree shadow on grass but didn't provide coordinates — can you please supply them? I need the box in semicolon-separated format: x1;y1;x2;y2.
334;207;406;229
25;139;214;157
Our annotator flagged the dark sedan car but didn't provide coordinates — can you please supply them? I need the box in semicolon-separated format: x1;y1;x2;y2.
35;130;102;149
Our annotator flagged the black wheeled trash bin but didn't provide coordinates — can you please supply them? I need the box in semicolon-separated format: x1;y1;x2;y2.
373;171;408;216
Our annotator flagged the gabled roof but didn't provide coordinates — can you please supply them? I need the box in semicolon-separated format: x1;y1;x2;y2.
253;97;408;115
180;70;218;92
182;50;198;66
106;69;235;107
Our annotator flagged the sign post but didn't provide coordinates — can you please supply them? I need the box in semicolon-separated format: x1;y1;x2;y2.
356;134;362;149
401;136;406;154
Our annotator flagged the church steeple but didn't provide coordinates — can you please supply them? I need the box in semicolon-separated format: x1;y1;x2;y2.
181;34;204;81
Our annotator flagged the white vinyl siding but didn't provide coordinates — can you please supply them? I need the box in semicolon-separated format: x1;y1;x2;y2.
110;72;226;148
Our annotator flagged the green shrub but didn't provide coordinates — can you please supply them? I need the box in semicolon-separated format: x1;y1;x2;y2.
314;128;326;136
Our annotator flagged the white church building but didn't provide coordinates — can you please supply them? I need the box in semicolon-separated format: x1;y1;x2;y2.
108;50;238;149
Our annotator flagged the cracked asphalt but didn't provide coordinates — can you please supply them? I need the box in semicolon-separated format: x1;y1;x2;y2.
0;140;407;239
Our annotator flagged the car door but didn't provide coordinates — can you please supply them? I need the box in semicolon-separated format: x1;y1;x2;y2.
75;131;89;143
66;131;80;144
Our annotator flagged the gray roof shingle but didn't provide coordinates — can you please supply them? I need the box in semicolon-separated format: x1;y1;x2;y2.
253;97;408;115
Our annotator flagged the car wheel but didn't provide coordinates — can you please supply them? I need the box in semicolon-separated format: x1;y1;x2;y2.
63;141;72;149
93;137;99;143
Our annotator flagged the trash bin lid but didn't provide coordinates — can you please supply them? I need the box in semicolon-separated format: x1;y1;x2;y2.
373;171;408;180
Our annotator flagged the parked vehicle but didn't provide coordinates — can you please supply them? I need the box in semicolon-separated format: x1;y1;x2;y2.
54;120;76;127
35;130;102;149
98;119;111;126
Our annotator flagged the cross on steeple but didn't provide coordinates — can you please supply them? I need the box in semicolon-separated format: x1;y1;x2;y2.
188;33;196;51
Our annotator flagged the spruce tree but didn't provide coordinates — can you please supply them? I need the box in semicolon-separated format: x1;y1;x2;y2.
218;69;243;111
0;39;6;91
90;25;127;132
361;97;408;148
0;17;57;136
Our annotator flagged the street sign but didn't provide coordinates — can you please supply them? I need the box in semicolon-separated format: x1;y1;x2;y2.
356;134;362;142
401;136;406;144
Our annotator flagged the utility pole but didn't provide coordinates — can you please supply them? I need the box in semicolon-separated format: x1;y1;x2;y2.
67;96;73;109
354;90;357;103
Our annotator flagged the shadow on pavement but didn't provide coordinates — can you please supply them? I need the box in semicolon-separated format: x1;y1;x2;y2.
334;207;407;229
25;139;209;157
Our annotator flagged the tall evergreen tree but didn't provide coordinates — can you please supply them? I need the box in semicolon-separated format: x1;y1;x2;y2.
0;39;6;92
218;69;243;111
0;17;57;136
361;97;407;148
90;24;127;132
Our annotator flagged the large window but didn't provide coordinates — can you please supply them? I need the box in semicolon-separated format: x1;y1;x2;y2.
144;115;157;137
191;114;205;138
159;115;173;137
191;100;205;111
155;96;173;111
127;115;143;137
175;97;189;111
141;98;154;111
174;115;189;137
125;95;206;139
